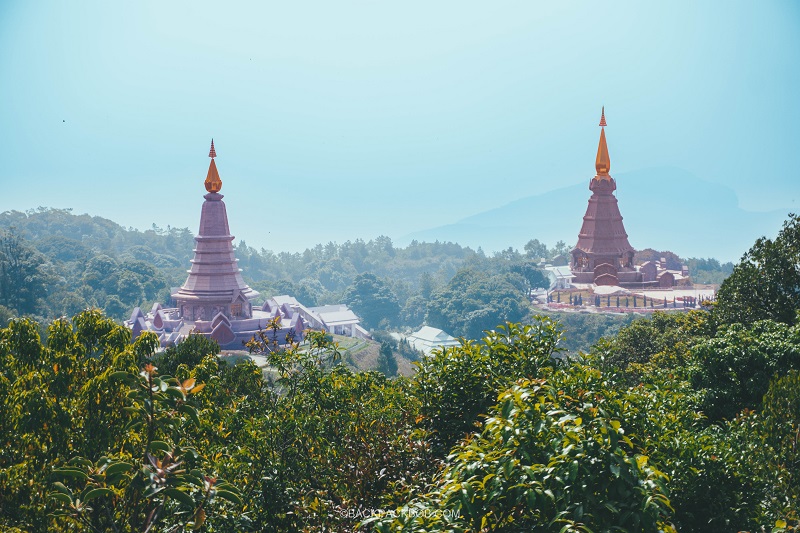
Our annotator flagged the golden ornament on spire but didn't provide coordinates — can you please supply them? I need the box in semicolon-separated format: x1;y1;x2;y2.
595;109;610;175
204;139;222;193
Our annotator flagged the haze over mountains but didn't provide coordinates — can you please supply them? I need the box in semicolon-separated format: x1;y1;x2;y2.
401;167;790;262
4;165;787;264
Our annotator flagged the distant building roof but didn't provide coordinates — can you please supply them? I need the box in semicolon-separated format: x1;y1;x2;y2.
272;295;301;307
544;266;575;290
407;326;460;355
544;266;574;279
308;304;360;327
408;326;457;343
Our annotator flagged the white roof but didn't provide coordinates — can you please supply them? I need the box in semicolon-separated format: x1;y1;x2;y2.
307;304;361;326
272;295;301;307
318;309;360;326
545;266;574;278
408;326;457;343
309;304;348;313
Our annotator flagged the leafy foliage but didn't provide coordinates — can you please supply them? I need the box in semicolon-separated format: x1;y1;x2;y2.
377;341;399;377
539;310;635;354
0;229;53;316
715;213;800;325
599;310;714;373
4;214;800;532
691;320;800;421
686;256;735;285
343;272;401;329
762;371;800;513
426;268;529;339
414;319;562;454
370;377;672;533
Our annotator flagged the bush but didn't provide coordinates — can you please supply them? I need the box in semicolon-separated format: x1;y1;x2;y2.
413;318;562;455
369;378;672;532
690;320;800;421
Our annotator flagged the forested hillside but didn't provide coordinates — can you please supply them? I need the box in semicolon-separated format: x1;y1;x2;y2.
0;215;799;532
1;207;731;350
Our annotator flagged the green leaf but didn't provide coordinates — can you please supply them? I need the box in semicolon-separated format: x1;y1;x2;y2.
179;404;200;426
53;468;89;481
568;460;579;481
214;489;242;506
165;387;186;400
110;370;133;381
82;487;114;502
124;420;143;432
149;441;171;454
185;469;205;486
104;462;134;478
68;457;93;468
49;492;73;505
51;481;72;496
215;481;238;492
164;487;195;508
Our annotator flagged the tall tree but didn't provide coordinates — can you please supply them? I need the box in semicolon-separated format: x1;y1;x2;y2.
524;238;548;260
715;214;800;325
0;229;51;316
426;268;528;339
376;341;398;377
342;273;400;330
550;240;571;258
510;260;549;294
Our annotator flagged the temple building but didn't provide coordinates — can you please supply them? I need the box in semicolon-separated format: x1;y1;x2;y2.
128;141;304;349
570;110;642;287
172;139;260;322
569;110;685;288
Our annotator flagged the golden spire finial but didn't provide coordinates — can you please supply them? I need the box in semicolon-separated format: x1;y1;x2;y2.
204;139;222;193
595;109;610;175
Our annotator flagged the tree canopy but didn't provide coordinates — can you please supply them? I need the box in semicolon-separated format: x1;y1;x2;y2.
426;268;529;339
715;213;800;325
343;272;401;329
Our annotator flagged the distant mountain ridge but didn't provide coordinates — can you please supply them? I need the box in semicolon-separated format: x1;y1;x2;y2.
400;167;790;262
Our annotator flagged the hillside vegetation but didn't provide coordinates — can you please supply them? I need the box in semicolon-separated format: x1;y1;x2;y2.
0;214;798;531
1;207;731;353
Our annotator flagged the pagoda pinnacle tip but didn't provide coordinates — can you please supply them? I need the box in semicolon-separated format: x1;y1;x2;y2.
599;107;607;127
205;139;222;193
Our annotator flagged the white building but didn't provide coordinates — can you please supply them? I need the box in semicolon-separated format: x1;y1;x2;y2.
407;326;460;356
264;296;370;339
544;266;574;290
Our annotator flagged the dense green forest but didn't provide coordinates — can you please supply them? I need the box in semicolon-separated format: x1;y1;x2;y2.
0;207;733;352
0;214;799;532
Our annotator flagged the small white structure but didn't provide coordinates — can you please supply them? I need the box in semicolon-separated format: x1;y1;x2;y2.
267;296;370;339
544;266;574;290
308;304;364;337
407;326;460;356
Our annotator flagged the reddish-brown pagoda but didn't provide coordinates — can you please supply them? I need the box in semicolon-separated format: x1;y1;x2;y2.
571;109;641;286
173;140;259;321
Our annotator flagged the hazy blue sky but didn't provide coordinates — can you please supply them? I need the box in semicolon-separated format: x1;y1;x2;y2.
1;1;798;255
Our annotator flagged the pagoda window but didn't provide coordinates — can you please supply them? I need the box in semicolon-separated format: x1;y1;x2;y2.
231;303;243;317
